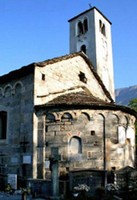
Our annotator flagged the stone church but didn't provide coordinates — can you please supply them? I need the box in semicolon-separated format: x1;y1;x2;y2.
0;7;136;189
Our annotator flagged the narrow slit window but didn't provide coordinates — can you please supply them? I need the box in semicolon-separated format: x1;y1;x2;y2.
83;18;88;32
42;74;45;81
78;21;83;35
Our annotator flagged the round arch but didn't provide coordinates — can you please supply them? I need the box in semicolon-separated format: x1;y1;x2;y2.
69;136;82;154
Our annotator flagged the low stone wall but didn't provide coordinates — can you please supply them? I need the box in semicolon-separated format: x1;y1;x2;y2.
27;179;69;198
69;169;106;195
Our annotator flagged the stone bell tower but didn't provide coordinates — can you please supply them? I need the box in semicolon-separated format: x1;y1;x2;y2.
68;7;115;100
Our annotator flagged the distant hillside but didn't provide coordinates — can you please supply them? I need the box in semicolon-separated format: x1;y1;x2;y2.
115;85;137;106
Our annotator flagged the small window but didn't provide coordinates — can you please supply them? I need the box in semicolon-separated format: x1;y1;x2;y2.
81;45;86;54
42;74;45;81
61;113;72;122
46;113;55;123
91;130;95;136
0;111;7;140
79;71;87;83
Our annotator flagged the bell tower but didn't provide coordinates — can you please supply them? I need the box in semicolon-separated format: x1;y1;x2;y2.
68;7;115;100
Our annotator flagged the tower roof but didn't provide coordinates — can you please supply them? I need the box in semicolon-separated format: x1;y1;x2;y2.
68;6;112;25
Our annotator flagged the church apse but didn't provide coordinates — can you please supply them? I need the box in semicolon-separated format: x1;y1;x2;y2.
34;107;136;180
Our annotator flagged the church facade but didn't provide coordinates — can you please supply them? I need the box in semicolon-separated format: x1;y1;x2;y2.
0;7;136;187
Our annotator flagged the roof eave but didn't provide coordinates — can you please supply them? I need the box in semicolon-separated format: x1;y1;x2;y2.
68;6;112;25
0;63;35;84
34;103;137;118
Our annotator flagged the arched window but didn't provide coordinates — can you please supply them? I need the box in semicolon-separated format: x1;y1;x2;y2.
99;20;106;36
46;113;55;123
76;18;88;36
110;114;119;144
118;126;126;144
0;88;3;98
14;82;23;95
69;136;82;154
83;18;88;32
77;21;83;35
102;24;106;36
99;20;102;30
0;111;7;140
4;86;12;97
61;113;72;122
80;44;86;54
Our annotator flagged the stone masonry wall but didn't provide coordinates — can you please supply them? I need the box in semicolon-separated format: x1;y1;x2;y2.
34;55;111;106
36;108;136;179
0;74;34;178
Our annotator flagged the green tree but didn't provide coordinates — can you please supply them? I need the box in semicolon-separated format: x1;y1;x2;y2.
128;98;137;112
128;98;137;149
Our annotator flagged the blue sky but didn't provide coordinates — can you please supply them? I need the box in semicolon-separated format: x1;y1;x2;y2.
0;0;137;89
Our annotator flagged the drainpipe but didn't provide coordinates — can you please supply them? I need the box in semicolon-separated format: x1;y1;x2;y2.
103;115;107;187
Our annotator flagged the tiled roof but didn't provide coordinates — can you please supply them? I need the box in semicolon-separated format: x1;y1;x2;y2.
0;64;34;84
36;52;113;102
0;52;113;102
46;91;107;106
0;52;84;84
35;91;137;118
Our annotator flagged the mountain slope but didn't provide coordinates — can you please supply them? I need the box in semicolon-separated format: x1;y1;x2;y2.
115;85;137;106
